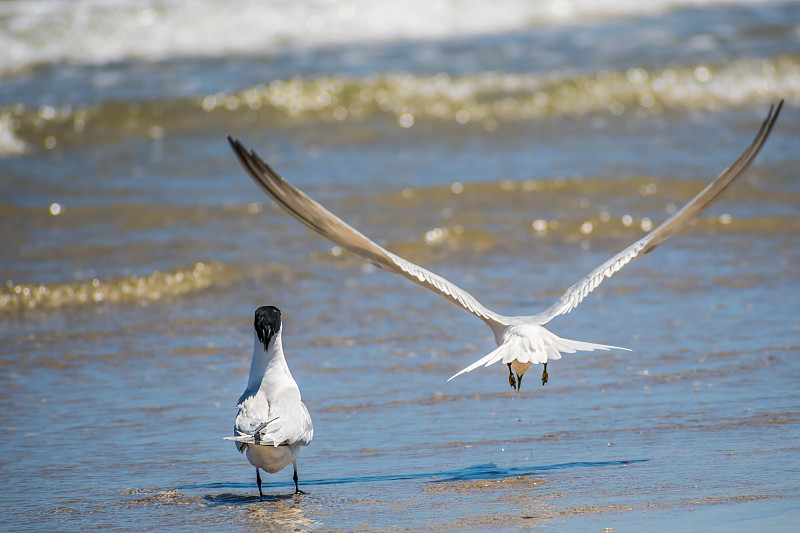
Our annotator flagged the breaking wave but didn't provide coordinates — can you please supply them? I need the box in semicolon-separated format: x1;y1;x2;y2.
0;0;777;74
0;261;238;313
3;54;797;154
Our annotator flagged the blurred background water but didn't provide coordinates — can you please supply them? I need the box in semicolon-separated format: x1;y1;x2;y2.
1;0;799;531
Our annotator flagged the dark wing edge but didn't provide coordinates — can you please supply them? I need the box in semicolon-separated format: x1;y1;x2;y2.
227;136;509;327
534;100;783;325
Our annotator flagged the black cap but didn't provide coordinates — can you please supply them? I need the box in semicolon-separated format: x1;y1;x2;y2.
254;306;282;349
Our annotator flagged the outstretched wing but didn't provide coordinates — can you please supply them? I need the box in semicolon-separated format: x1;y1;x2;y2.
228;135;509;329
533;101;783;325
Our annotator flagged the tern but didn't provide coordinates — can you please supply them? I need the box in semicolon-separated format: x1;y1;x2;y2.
225;306;313;496
228;101;782;392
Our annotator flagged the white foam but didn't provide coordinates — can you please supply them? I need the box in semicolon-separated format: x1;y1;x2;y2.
0;114;28;157
0;0;778;75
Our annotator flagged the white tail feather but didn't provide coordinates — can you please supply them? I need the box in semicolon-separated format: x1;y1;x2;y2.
447;344;506;381
448;324;630;382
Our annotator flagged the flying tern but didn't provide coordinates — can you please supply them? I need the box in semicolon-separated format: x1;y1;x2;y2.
225;306;313;496
228;101;782;392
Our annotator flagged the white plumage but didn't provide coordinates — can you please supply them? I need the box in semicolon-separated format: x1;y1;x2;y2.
228;101;782;392
225;306;313;496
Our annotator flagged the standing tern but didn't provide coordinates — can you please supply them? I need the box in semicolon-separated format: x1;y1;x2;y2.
228;101;782;392
225;306;313;496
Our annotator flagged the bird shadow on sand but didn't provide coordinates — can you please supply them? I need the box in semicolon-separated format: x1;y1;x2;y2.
201;492;298;506
185;458;649;505
306;458;650;486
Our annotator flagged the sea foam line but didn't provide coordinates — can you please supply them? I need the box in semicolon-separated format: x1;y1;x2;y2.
0;0;780;74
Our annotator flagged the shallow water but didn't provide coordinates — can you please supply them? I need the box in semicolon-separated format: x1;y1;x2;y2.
2;1;800;531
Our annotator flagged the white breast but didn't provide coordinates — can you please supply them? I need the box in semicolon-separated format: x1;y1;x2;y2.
244;443;300;474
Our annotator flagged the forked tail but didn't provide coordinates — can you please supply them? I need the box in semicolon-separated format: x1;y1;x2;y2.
448;324;630;381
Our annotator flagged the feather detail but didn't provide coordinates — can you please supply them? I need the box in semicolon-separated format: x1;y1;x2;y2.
534;100;783;324
448;323;630;381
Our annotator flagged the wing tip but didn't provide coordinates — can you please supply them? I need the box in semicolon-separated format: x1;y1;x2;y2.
226;134;244;155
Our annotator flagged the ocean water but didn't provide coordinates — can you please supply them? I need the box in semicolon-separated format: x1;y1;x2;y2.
1;0;799;531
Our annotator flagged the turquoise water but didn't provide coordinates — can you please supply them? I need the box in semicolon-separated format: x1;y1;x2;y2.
1;1;799;531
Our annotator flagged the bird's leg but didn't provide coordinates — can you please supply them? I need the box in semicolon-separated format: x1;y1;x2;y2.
256;468;263;501
541;362;548;386
515;372;525;393
293;460;306;495
507;363;517;390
